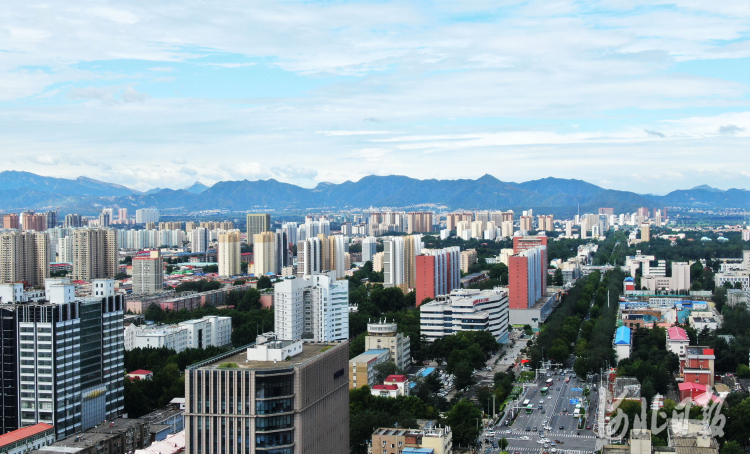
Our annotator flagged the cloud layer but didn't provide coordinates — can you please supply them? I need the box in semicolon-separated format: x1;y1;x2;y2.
0;0;749;193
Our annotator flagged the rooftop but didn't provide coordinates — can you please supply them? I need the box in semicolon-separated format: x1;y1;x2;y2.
668;326;689;341
195;341;346;370
615;326;631;345
0;423;54;448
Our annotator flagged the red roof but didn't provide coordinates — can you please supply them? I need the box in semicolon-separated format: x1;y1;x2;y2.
703;349;714;355
668;327;688;341
678;382;706;392
128;369;153;375
373;384;399;390
0;423;54;447
385;375;407;383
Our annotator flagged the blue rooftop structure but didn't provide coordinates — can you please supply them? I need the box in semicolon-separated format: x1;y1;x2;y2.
364;349;390;355
403;448;434;454
615;326;631;345
416;367;435;378
624;277;634;282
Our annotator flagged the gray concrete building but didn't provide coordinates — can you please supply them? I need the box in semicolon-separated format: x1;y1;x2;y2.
184;335;349;454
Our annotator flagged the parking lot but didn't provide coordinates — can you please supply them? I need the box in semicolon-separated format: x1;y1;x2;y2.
482;370;598;454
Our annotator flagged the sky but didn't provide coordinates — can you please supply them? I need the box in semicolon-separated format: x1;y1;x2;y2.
2;1;750;195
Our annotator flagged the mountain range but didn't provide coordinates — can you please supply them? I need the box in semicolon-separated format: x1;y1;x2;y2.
0;171;748;215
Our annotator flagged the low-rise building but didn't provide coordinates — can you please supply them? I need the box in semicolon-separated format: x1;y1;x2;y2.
0;423;55;454
127;369;154;381
349;349;390;390
688;311;720;331
420;288;509;343
680;346;715;386
614;326;631;361
372;421;452;454
371;375;410;398
667;326;690;356
124;316;232;352
35;418;151;454
140;406;184;443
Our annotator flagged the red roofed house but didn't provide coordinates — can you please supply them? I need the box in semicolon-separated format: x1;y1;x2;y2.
678;382;707;401
371;375;410;398
127;369;154;381
680;347;715;387
0;423;55;454
667;326;690;356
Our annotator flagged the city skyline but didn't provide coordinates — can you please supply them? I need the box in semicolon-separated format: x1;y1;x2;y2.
1;1;749;194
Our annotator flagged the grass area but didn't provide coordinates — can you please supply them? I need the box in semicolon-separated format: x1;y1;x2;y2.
218;362;238;368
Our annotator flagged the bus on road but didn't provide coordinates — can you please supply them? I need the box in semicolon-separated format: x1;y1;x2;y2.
526;404;534;413
545;378;554;386
523;399;530;406
540;387;548;395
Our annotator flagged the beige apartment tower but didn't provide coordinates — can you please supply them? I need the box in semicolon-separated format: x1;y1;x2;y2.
71;228;118;281
253;232;276;276
184;338;350;454
246;213;271;244
407;212;433;234
0;230;50;286
218;230;242;277
132;250;164;293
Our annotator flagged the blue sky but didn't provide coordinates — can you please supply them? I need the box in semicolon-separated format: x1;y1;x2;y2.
1;0;750;194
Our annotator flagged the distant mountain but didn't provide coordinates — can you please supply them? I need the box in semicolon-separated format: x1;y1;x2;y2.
0;171;748;214
691;184;723;193
184;182;209;194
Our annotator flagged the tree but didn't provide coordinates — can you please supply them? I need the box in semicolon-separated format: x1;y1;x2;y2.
114;271;129;280
573;357;589;378
256;276;273;290
373;361;400;384
737;364;750;379
444;399;482;447
349;332;366;359
721;441;744;454
499;438;509;450
554;268;564;286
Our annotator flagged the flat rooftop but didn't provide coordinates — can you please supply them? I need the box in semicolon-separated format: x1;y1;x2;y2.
198;341;344;370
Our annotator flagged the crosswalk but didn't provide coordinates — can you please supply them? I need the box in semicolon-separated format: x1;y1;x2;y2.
505;448;592;454
500;430;596;439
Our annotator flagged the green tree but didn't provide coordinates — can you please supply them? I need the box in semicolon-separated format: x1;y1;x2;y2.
737;364;750;379
553;268;564;286
499;438;509;450
256;275;273;290
373;361;400;384
721;441;744;454
444;399;482;447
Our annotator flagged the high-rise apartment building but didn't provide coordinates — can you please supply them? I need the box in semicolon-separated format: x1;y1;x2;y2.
274;272;349;342
406;212;433;234
253;232;276;276
445;212;473;232
71;229;118;281
135;208;160;224
218;230;242;277
0;231;50;287
362;236;377;263
2;214;19;230
641;223;650;242
297;237;322;277
460;249;477;273
402;235;422;289
0;279;124;439
21;212;45;232
118;208;128;221
246;213;271;244
98;210;111;227
43;211;57;230
383;237;405;288
63;214;82;229
184;336;349;454
132;250;164;294
519;215;533;232
373;252;385;272
538;215;553;232
509;245;547;309
190;227;208;253
416;247;460;306
501;220;513;238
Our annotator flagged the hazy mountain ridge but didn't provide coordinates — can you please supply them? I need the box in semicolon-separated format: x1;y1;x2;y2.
0;171;749;214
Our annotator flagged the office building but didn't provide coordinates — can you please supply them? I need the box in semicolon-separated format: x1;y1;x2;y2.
135;208;160;224
509;245;546;309
0;280;124;439
218;230;242;277
132;250;164;294
420;288;509;343
246;213;271;244
406;212;433;234
274;272;349;342
21;212;45;232
415;247;460;306
2;214;19;230
63;214;82;229
372;421;453;454
43;211;57;230
184;336;349;454
0;231;50;287
349;349;390;390
71;229;118;281
253;232;276;276
460;249;477;273
362;236;377;263
364;320;411;371
275;231;291;274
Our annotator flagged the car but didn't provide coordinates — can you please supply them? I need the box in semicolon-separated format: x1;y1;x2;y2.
556;387;560;391
538;405;543;409
541;409;546;414
586;425;592;430
526;427;531;431
554;440;563;444
533;427;537;432
515;451;521;454
563;408;568;413
559;425;564;430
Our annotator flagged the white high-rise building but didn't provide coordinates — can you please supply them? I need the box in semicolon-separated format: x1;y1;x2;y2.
420;288;510;343
330;234;347;279
191;227;208;253
297;237;322;277
274;272;349;342
383;237;405;288
501;221;513;238
362;236;377;263
135;208;160;224
218;230;241;277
